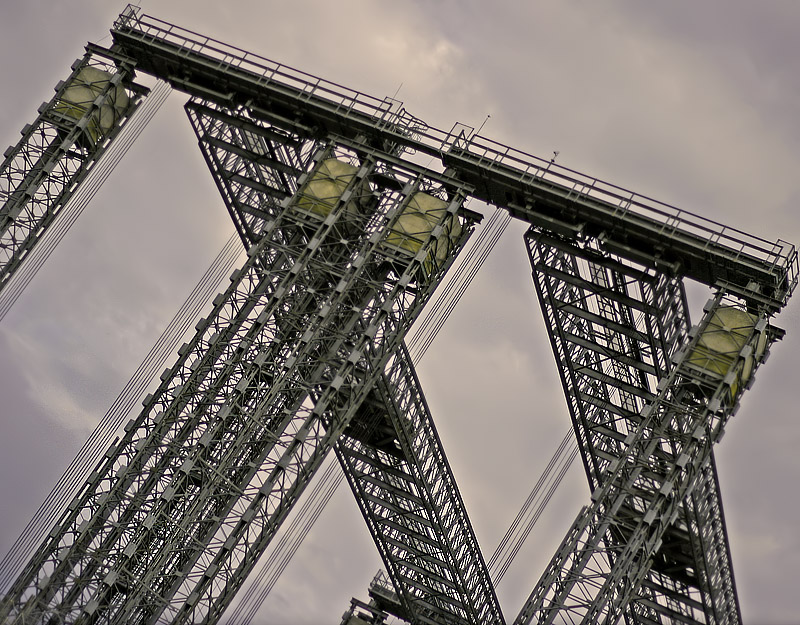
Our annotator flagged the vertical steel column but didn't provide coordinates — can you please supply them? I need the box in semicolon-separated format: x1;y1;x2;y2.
0;45;145;292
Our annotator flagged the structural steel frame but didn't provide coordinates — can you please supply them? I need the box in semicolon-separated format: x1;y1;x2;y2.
514;291;774;625
188;98;503;625
0;133;479;623
0;5;796;625
525;230;740;625
0;44;147;293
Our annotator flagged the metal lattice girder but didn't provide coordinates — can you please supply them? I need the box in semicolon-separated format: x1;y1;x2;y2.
525;229;741;625
186;99;313;249
514;292;776;625
336;344;504;625
0;43;146;292
0;142;478;625
109;6;797;311
188;97;502;625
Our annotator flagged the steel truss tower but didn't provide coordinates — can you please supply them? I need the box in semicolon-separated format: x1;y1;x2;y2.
520;231;740;625
0;6;797;625
0;45;147;293
186;98;504;625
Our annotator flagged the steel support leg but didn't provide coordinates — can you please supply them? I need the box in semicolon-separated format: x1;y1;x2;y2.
0;44;146;292
0;144;476;625
525;230;742;624
514;284;774;625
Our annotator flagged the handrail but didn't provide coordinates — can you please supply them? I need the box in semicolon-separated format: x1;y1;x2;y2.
112;5;797;307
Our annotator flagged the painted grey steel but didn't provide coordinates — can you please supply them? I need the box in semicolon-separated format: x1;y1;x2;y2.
513;292;774;625
526;230;740;624
0;45;145;293
187;98;503;625
0;6;796;625
0;136;478;623
109;6;796;310
335;343;503;625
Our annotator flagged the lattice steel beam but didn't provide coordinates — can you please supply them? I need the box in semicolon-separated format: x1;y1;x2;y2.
514;292;777;625
525;229;741;625
109;6;797;310
0;44;146;292
189;97;503;625
0;137;478;625
336;344;504;625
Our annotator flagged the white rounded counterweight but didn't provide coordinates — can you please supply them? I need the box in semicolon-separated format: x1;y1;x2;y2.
55;66;129;143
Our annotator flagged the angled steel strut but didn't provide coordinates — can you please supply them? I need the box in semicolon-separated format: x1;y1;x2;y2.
0;45;146;293
0;6;796;625
0;138;478;623
526;229;740;625
187;98;503;625
514;291;776;625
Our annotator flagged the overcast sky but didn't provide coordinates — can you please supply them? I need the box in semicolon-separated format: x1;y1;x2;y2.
1;2;798;624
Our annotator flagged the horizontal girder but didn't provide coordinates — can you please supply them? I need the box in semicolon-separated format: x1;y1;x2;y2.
108;6;797;310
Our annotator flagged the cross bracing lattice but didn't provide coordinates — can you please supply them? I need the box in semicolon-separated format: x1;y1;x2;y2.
0;5;797;625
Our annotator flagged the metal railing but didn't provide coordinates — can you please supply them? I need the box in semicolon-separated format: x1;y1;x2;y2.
113;5;797;304
458;132;797;285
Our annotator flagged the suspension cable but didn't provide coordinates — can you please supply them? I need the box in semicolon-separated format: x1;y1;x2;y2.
489;433;579;584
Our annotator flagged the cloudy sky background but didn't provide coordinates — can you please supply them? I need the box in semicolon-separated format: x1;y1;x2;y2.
1;1;798;624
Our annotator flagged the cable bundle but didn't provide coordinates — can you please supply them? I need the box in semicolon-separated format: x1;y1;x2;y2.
487;430;578;584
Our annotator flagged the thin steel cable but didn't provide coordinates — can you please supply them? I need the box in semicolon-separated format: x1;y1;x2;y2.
488;430;574;572
492;441;580;585
0;81;172;322
225;458;345;625
410;211;511;361
0;232;242;591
